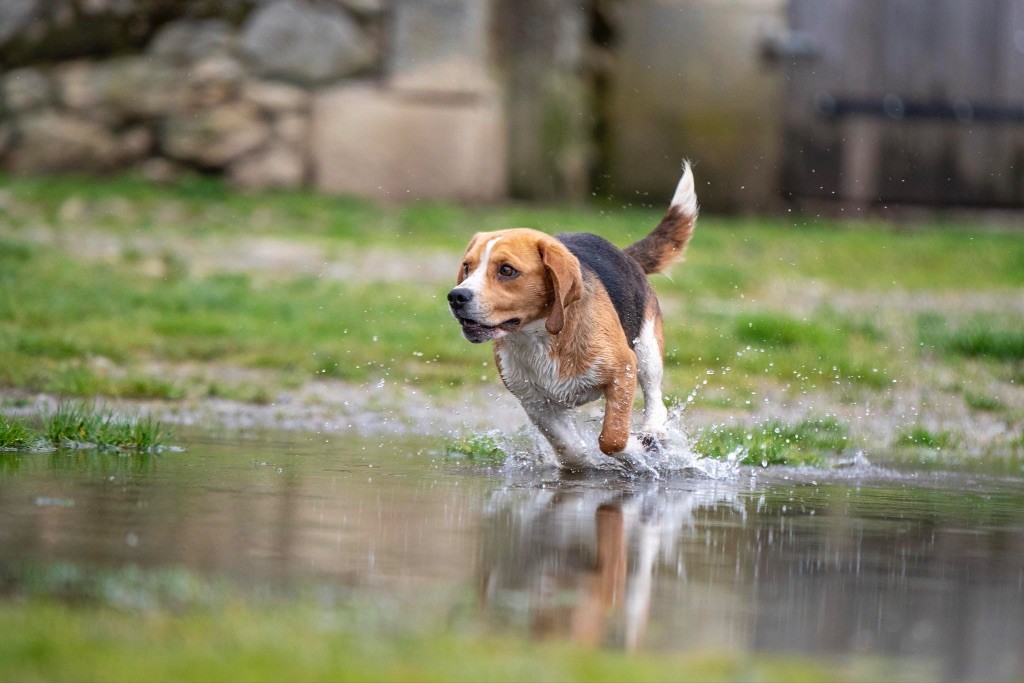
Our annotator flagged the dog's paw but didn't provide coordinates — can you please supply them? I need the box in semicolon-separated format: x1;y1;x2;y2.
638;431;667;453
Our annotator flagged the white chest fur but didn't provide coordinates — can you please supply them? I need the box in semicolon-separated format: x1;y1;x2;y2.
495;322;602;409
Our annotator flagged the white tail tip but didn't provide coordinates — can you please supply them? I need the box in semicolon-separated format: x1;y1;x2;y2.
670;160;698;217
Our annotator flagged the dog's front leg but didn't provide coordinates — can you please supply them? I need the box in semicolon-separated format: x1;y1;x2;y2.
599;374;636;456
522;401;590;469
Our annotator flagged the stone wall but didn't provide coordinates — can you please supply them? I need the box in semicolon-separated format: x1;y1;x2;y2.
0;0;788;208
311;0;506;201
0;0;508;200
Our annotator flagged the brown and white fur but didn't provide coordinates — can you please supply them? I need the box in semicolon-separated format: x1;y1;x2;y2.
448;163;698;469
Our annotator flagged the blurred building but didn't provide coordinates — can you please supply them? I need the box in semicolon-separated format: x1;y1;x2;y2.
1;0;1022;211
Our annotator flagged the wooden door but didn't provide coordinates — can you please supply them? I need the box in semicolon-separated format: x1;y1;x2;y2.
780;0;1024;208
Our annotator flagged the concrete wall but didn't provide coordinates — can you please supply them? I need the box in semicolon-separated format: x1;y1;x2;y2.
605;0;786;211
495;0;592;201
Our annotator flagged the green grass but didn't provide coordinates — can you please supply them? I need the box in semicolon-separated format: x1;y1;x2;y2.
5;174;1024;290
44;402;171;451
963;390;1004;412
0;600;890;683
0;413;37;449
0;403;171;452
695;417;853;467
0;563;905;683
33;363;185;401
443;433;507;466
0;242;494;393
894;426;958;450
728;310;892;389
736;313;833;348
1;173;1024;413
876;448;1024;475
919;313;1024;361
205;380;276;404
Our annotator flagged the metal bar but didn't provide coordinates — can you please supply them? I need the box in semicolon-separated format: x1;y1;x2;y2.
818;96;1024;123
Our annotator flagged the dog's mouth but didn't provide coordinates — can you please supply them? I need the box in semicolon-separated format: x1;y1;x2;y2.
455;315;521;342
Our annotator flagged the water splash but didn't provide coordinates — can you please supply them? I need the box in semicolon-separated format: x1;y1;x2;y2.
493;408;739;480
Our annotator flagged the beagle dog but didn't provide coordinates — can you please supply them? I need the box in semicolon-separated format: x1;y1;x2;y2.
448;163;698;468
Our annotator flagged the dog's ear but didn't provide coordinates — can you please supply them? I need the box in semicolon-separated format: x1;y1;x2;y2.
457;233;482;284
539;238;583;335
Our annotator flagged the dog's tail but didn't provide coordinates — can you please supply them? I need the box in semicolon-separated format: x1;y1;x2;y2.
624;161;698;275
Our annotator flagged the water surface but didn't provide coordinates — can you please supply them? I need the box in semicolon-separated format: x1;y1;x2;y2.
1;433;1022;680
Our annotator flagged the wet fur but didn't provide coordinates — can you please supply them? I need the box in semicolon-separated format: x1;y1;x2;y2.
450;163;698;468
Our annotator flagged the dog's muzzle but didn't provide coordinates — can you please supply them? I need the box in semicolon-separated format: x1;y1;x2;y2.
447;288;520;343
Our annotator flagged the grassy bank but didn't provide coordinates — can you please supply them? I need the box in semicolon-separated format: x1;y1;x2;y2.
0;601;875;683
1;174;1023;451
0;565;911;683
5;174;1024;289
0;402;171;451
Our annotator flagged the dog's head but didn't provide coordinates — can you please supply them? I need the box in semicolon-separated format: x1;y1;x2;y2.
448;228;583;343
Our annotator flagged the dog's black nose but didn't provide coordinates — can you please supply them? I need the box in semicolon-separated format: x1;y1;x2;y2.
447;288;473;309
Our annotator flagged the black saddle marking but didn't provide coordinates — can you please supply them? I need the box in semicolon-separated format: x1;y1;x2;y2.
556;232;649;348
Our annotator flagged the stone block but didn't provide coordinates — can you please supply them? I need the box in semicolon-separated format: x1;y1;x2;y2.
6;113;122;173
54;57;188;121
117;126;154;162
137;157;186;184
241;0;375;85
188;56;245;107
0;0;37;47
310;85;506;201
105;57;189;118
148;18;235;64
273;113;308;146
229;142;306;190
53;60;99;111
1;67;52;112
331;0;385;16
161;102;271;168
0;123;13;155
388;0;494;95
243;80;309;113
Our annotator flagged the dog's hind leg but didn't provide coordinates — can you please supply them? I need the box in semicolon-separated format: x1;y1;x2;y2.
634;316;668;448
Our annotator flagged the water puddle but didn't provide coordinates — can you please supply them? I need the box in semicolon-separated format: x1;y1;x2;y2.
1;431;1022;680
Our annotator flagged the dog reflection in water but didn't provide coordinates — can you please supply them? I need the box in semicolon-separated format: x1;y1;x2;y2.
478;484;739;650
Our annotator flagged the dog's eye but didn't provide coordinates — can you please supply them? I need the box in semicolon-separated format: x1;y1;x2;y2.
462;263;470;276
498;264;519;279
